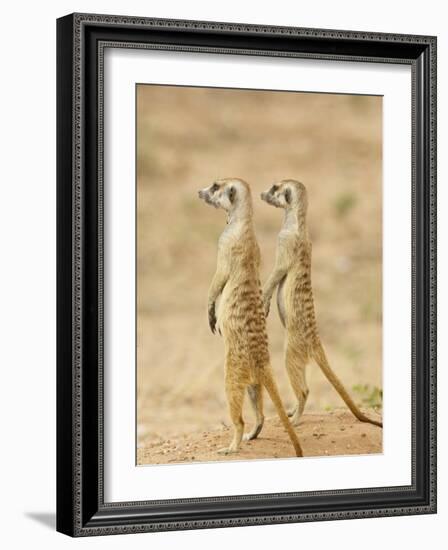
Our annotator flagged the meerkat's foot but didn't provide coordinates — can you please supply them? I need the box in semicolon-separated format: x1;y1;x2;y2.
287;405;298;418
288;394;308;423
217;446;238;455
290;410;304;426
243;429;260;441
243;417;264;441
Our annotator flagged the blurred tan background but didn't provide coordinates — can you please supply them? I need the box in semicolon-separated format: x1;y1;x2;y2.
136;85;382;456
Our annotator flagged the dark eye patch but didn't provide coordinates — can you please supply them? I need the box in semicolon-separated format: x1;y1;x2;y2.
211;183;219;193
227;185;236;203
270;185;279;193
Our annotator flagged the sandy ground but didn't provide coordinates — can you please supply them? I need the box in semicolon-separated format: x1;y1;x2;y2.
136;86;383;464
137;409;382;465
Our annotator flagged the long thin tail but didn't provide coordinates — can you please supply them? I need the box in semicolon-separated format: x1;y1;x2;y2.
262;370;303;457
312;342;382;428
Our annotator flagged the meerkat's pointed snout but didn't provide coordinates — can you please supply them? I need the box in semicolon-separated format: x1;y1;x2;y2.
198;185;217;208
260;184;282;208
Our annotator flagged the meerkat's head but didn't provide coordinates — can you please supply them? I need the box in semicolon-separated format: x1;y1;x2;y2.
260;179;308;211
198;178;252;213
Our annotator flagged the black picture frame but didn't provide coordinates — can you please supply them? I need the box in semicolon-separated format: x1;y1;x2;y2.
56;13;437;537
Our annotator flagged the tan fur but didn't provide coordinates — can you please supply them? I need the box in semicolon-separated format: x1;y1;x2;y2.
198;178;303;456
261;179;382;428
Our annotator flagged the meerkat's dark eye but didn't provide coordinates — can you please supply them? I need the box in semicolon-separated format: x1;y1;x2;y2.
211;183;219;193
270;185;279;194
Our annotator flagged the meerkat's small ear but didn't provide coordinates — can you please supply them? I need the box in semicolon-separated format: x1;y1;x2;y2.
227;186;236;203
284;188;292;204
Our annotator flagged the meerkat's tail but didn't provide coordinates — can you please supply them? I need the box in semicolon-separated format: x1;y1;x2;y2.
312;342;383;428
262;369;303;457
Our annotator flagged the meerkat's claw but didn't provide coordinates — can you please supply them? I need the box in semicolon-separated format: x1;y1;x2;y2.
208;305;217;334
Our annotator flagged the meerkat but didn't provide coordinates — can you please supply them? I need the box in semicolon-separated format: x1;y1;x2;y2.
260;179;382;428
198;178;303;456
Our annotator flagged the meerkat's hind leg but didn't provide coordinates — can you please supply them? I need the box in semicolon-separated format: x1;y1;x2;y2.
243;384;264;441
218;375;245;455
285;343;309;426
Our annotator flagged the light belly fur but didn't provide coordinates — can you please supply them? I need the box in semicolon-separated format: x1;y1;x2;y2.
276;276;287;327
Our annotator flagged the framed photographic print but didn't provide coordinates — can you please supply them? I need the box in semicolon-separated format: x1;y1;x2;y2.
56;13;437;536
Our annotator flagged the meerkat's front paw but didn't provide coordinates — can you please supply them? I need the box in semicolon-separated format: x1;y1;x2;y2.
208;304;217;334
263;300;270;317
